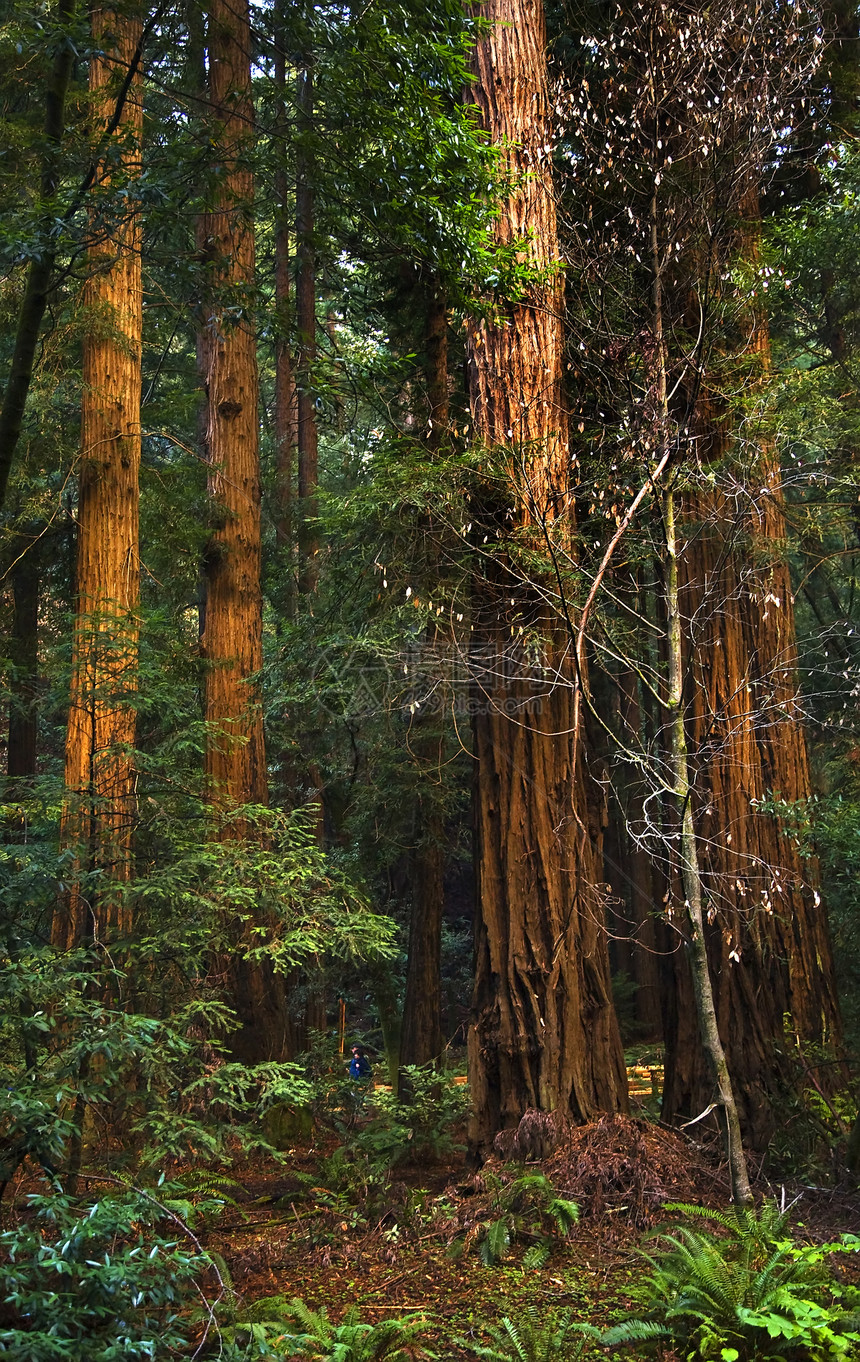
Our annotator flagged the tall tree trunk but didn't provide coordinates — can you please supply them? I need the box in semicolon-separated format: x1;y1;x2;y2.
662;228;842;1149
664;486;753;1207
198;0;287;1060
399;282;449;1084
53;5;143;951
466;0;627;1158
603;666;663;1042
274;18;296;618
7;538;40;785
295;52;318;598
400;806;445;1077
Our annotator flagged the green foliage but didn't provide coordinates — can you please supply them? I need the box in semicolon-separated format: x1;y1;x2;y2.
0;1182;219;1361
221;1297;433;1362
354;1065;469;1166
461;1173;579;1269
463;1307;591;1362
601;1201;860;1360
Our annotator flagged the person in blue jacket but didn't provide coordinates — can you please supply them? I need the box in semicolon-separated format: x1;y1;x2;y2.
349;1045;372;1080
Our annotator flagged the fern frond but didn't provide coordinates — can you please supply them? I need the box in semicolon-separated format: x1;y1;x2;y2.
601;1319;672;1347
480;1218;511;1266
522;1241;552;1271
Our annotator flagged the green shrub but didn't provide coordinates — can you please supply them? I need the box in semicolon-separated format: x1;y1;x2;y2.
0;1184;219;1361
602;1200;860;1361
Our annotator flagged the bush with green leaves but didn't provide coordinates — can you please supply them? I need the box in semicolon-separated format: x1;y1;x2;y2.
602;1201;860;1361
454;1172;579;1268
0;1181;226;1361
352;1064;470;1167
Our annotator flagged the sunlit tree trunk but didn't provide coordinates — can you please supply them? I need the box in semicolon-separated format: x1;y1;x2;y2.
467;0;627;1158
53;6;142;951
197;0;289;1060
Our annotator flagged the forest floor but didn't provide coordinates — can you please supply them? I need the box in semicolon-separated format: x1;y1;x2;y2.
192;1109;860;1359
3;1078;859;1357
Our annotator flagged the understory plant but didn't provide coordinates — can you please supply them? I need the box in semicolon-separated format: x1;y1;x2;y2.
0;1182;225;1361
221;1297;433;1362
602;1201;860;1360
465;1307;589;1362
455;1172;579;1268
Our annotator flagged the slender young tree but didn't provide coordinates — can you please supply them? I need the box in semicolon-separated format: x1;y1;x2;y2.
54;3;143;950
7;536;40;785
466;0;627;1157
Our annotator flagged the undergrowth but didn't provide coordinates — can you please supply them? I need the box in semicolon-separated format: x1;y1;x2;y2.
602;1200;860;1361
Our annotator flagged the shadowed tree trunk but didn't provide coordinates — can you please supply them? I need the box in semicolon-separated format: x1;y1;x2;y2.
662;210;842;1147
399;282;449;1083
7;538;40;785
274;16;296;617
53;5;143;951
400;824;445;1075
197;0;288;1060
0;0;77;512
466;0;627;1159
296;49;318;598
662;430;843;1147
603;666;663;1042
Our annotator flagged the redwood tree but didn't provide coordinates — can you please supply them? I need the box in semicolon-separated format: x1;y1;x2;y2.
555;0;843;1149
54;4;143;950
197;0;286;1059
466;0;627;1158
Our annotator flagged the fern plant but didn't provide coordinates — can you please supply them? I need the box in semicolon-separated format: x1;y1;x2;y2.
462;1306;592;1362
220;1297;434;1362
602;1201;860;1361
464;1172;579;1267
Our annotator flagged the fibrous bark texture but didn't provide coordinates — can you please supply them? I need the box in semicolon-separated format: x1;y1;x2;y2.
467;0;627;1158
198;0;287;1060
662;445;842;1146
54;7;142;950
198;0;266;814
400;816;445;1075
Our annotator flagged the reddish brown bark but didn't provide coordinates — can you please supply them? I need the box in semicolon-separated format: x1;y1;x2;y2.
663;294;842;1146
662;458;842;1145
197;0;288;1060
466;0;627;1157
198;0;266;814
54;7;142;950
